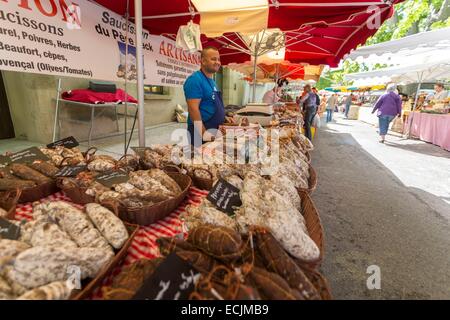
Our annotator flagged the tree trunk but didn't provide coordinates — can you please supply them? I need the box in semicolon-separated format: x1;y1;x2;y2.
424;0;450;30
407;21;419;35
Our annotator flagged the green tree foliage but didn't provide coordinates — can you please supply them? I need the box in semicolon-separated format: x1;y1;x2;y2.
320;0;450;88
368;0;449;44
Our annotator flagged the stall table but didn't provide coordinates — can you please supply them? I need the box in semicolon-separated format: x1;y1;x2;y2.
14;186;209;299
406;112;450;151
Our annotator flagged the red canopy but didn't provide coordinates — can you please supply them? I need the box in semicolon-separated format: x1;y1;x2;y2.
93;1;403;67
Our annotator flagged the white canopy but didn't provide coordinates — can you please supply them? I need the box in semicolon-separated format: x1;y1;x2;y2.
346;27;450;61
345;52;450;84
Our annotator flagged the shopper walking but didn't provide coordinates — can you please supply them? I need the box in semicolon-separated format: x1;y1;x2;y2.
372;84;402;143
299;84;317;141
326;94;338;123
344;93;353;118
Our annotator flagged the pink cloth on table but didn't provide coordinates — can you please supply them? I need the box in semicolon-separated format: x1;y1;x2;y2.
61;89;138;104
408;112;450;151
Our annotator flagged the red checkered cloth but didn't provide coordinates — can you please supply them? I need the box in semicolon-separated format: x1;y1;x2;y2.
14;187;209;299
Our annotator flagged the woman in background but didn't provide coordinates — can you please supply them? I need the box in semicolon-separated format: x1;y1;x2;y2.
372;84;402;143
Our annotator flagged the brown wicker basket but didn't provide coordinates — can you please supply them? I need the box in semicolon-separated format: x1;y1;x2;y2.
191;168;214;191
56;178;95;205
71;223;139;300
301;266;333;300
297;165;317;195
296;191;324;269
305;151;311;164
0;189;21;220
105;172;192;226
17;181;59;203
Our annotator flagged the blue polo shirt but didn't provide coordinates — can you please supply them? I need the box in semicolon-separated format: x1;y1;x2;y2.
183;70;218;124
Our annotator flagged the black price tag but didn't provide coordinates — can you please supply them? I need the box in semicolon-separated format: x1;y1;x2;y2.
55;165;87;177
47;136;79;149
95;170;129;188
0;218;21;240
133;252;201;300
207;178;242;216
0;155;11;168
8;147;49;164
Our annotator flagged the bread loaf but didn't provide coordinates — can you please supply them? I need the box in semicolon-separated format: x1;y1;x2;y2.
12;246;114;288
17;281;73;300
85;203;128;249
41;201;112;251
0;239;30;259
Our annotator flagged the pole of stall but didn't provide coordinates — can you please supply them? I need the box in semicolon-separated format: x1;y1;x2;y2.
252;54;258;103
134;0;145;147
252;33;260;103
407;72;423;139
124;0;130;154
273;64;279;104
52;78;62;142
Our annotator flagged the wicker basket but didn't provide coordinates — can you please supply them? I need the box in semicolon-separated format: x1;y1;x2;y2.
296;191;324;269
0;189;21;220
305;151;311;164
297;165;317;195
191;168;214;191
106;172;192;226
56;178;95;205
301;266;333;300
71;223;139;300
17;181;59;203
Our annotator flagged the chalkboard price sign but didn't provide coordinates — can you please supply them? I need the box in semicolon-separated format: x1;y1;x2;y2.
207;178;242;216
133;252;201;300
47;136;79;149
95;170;129;188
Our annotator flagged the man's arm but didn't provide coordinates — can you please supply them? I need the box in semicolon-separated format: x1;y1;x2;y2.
186;99;206;136
299;92;309;104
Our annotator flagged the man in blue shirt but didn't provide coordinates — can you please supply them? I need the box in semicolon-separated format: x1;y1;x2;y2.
183;47;225;147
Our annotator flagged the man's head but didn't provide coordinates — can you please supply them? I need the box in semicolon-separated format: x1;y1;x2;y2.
201;47;221;74
304;84;312;92
435;83;444;92
312;87;318;93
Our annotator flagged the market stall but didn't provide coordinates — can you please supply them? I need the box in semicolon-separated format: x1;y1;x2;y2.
407;111;450;151
0;0;406;301
0;109;327;300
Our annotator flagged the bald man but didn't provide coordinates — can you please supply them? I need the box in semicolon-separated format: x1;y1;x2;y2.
183;46;225;147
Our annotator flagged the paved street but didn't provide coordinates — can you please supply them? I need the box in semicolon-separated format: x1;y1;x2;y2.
313;114;450;299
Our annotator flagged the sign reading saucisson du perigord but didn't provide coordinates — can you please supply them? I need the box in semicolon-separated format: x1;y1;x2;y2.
0;0;199;87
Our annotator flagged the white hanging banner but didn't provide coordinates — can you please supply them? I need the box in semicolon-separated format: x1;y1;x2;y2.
0;0;200;86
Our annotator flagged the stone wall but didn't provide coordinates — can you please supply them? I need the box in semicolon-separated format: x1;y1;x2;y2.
1;71;186;143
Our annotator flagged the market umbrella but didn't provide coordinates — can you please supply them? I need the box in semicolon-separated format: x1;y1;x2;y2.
227;61;324;82
94;0;404;67
92;0;404;144
346;27;450;61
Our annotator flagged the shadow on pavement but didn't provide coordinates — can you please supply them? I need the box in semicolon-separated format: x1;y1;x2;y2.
384;141;450;160
311;127;450;300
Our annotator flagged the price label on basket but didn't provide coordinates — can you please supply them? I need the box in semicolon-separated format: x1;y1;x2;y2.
207;178;242;216
55;165;87;177
132;252;201;300
95;170;129;188
0;218;21;240
47;136;79;149
8;147;49;164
